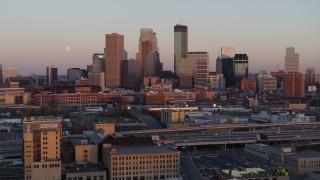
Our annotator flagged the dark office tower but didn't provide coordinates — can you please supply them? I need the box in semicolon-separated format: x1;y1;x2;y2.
234;54;249;88
146;51;161;77
306;68;315;86
0;63;3;83
105;33;124;88
92;53;105;73
222;58;235;88
124;50;128;60
87;65;93;73
174;25;188;74
46;65;58;86
121;59;141;90
216;56;222;73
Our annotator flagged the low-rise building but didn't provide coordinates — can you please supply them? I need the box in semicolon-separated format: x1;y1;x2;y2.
102;144;180;180
284;153;320;174
0;88;29;104
62;163;106;180
161;110;186;124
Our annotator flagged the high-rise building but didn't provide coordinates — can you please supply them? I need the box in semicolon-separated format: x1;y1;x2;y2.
177;57;197;89
221;47;235;59
0;63;3;83
283;72;305;98
105;33;124;88
67;68;87;82
24;119;62;180
136;28;158;77
123;50;128;60
285;47;299;73
121;59;141;90
222;58;235;88
174;25;188;74
220;47;236;88
88;72;105;90
3;67;19;82
306;68;315;86
208;72;225;90
46;65;58;86
92;53;105;73
146;51;161;77
216;56;222;73
187;52;209;85
234;54;249;88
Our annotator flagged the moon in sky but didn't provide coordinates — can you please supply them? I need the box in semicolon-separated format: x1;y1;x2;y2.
65;46;71;52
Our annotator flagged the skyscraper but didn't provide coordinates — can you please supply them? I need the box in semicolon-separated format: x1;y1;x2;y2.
220;47;236;88
306;68;315;86
146;51;161;77
174;25;188;75
187;52;209;85
136;28;158;77
105;33;124;88
234;54;249;88
216;56;222;73
121;59;141;90
24;119;62;180
285;47;299;73
46;65;58;87
92;53;105;73
0;63;3;83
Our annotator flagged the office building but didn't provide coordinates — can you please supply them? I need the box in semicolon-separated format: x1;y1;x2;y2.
208;72;225;90
258;75;277;92
241;78;257;92
92;53;105;73
285;47;299;73
136;28;158;77
221;47;235;59
103;145;180;180
221;58;235;88
146;51;161;77
67;68;87;83
306;68;315;86
174;25;188;74
216;56;222;73
105;33;124;88
271;70;285;89
187;52;209;85
123;50;128;60
234;54;249;88
0;63;3;83
177;57;197;89
88;72;105;89
283;72;305;98
161;110;186;124
63;163;106;180
121;59;141;90
46;65;58;86
3;67;19;82
24;119;62;180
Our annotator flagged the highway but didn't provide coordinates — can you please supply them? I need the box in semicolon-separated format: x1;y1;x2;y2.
162;129;320;146
120;122;320;135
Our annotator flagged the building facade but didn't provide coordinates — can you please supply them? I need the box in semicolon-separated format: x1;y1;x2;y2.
306;68;315;86
24;119;62;180
187;52;209;85
47;65;58;87
92;53;105;73
234;54;249;88
0;88;29;104
283;72;305;98
103;145;180;180
241;78;257;92
174;25;188;74
161;110;186;124
285;47;299;73
121;59;141;90
105;33;124;88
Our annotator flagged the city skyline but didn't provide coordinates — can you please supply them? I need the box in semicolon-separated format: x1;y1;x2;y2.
1;0;320;75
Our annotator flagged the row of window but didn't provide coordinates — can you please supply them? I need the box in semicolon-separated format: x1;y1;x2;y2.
67;176;104;180
112;155;178;161
112;165;179;171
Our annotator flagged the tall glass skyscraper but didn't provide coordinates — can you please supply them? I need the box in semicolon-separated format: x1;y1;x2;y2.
174;25;188;75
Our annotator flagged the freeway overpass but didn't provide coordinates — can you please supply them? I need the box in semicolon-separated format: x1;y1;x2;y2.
119;122;320;136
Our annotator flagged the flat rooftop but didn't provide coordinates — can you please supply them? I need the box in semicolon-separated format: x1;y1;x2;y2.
289;152;320;159
108;145;177;155
63;163;105;173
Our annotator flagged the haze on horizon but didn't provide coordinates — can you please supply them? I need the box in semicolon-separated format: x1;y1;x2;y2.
1;0;319;75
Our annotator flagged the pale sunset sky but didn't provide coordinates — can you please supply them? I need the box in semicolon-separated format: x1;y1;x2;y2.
1;0;319;75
